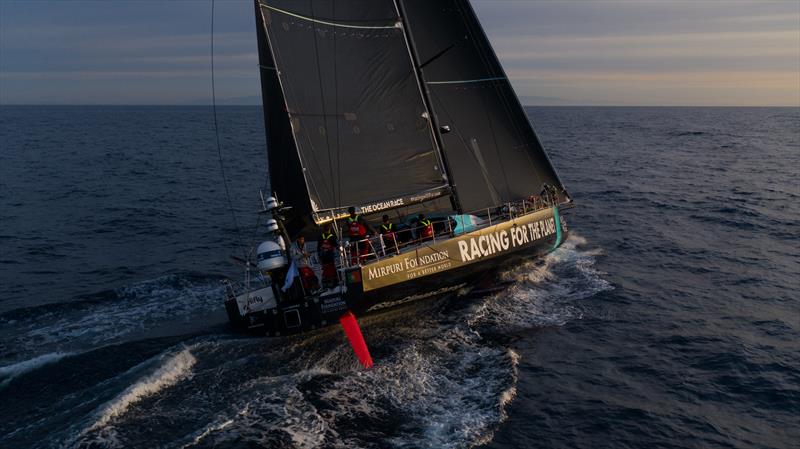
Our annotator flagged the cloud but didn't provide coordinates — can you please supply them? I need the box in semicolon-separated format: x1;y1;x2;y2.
1;69;255;80
1;0;797;105
507;69;799;106
473;2;800;106
128;53;257;65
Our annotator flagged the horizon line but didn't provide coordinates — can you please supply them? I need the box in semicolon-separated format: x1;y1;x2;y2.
1;103;796;108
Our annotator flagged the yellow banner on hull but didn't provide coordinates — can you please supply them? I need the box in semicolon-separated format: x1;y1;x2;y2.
361;207;561;292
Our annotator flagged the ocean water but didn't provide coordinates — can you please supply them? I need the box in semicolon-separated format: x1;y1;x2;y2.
0;106;797;448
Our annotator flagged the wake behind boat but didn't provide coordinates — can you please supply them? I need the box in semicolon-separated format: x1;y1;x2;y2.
223;0;574;365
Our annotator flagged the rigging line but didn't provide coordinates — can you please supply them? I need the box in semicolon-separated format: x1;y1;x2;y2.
333;0;342;209
211;0;245;258
307;1;337;209
261;3;400;30
246;213;265;260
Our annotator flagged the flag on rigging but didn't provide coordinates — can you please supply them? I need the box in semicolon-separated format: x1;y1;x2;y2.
281;261;298;292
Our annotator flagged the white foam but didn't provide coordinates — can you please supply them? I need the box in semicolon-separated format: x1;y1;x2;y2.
471;233;612;331
164;326;515;449
88;348;196;431
227;238;612;449
499;349;520;419
0;352;73;389
180;419;234;448
281;324;517;449
62;234;611;448
190;373;331;449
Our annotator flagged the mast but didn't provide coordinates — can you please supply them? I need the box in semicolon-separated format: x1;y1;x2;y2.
394;0;463;214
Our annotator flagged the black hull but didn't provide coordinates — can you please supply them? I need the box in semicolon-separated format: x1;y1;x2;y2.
226;207;568;337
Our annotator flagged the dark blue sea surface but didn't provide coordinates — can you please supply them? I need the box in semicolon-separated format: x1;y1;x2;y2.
0;106;797;448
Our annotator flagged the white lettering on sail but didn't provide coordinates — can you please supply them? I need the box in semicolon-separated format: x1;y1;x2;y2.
360;198;404;214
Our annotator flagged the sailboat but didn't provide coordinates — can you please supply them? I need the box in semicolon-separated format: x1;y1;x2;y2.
223;0;573;366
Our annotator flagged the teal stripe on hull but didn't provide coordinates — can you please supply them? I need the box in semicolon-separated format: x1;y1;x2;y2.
550;206;562;252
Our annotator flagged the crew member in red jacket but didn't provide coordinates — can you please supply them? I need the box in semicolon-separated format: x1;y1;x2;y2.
418;213;434;242
346;207;373;264
318;224;338;288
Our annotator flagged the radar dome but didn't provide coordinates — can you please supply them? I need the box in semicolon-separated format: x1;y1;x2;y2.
256;240;286;272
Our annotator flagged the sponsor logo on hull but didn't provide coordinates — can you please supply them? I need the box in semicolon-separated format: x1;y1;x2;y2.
361;208;561;291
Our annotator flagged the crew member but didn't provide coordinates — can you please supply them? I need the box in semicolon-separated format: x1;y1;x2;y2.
379;214;399;255
290;235;319;293
539;183;551;205
317;224;338;288
418;213;434;242
540;183;559;206
551;184;560;203
346;207;373;264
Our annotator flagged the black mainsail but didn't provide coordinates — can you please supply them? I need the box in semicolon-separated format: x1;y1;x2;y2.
255;1;313;230
255;0;567;228
256;0;450;225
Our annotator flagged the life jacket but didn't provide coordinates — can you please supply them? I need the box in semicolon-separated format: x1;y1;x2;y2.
420;218;433;239
318;239;335;264
381;222;396;244
319;239;334;253
347;215;366;238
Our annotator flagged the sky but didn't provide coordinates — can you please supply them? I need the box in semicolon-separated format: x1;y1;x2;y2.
0;0;798;106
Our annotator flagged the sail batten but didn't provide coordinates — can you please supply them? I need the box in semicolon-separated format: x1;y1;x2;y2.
261;3;400;30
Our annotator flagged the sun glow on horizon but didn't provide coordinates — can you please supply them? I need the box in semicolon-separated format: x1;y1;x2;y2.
0;0;797;106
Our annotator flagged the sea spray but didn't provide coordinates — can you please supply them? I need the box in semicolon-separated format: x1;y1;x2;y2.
471;233;612;331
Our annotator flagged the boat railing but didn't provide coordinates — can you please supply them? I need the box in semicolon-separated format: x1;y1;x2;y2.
343;217;449;265
341;193;564;268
